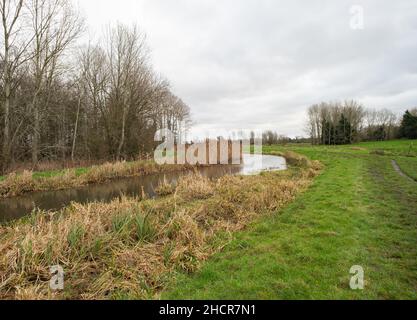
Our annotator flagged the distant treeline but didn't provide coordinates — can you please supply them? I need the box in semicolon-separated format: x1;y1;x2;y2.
0;0;190;173
261;131;310;145
306;101;417;145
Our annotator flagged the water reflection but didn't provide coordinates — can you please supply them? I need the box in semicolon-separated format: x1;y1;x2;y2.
0;155;286;223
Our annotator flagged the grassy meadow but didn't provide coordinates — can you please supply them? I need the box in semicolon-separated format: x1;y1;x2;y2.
0;140;416;300
165;140;417;300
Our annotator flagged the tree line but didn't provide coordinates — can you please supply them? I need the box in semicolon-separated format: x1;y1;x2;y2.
307;100;417;145
0;0;190;173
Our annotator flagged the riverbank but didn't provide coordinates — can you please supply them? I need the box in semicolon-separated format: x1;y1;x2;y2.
0;152;322;299
0;161;193;199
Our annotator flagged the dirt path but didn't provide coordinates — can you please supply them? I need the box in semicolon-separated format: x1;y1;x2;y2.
391;160;416;183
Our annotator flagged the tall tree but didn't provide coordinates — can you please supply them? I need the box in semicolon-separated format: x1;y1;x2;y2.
399;110;417;139
0;1;191;173
0;0;30;169
27;0;84;165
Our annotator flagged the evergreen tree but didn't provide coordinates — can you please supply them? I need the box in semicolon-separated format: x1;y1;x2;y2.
335;114;352;145
399;111;417;139
372;126;387;141
322;121;335;145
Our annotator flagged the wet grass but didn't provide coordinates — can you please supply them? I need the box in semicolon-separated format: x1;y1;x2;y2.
164;141;417;300
0;152;320;299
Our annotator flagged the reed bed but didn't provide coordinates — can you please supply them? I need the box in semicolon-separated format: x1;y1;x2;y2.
0;153;322;300
0;161;190;198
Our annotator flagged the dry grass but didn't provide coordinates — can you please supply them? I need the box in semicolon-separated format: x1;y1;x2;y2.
0;153;321;300
0;161;190;199
155;177;176;197
3;159;108;176
176;174;215;200
284;151;323;171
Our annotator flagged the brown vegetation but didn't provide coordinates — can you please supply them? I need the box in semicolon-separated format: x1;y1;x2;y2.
0;161;191;198
0;153;322;300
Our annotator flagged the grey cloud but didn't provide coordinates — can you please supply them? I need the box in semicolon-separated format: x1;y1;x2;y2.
80;0;417;137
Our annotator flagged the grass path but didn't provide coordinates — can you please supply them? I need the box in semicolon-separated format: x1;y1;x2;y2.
164;149;417;299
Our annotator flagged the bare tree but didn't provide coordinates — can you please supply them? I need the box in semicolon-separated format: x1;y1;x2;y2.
307;100;366;145
0;2;190;173
0;0;32;168
27;0;84;165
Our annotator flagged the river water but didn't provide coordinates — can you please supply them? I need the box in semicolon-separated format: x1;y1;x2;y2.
0;155;287;223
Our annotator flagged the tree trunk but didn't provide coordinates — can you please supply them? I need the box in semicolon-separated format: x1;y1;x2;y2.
71;94;81;162
116;104;127;161
32;98;40;166
2;16;10;170
2;79;11;169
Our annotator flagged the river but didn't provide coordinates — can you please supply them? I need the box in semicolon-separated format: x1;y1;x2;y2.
0;155;287;223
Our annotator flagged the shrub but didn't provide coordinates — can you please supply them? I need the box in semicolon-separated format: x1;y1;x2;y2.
284;151;312;168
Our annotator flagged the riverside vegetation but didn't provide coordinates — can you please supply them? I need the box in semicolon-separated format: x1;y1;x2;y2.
0;161;192;198
0;152;322;299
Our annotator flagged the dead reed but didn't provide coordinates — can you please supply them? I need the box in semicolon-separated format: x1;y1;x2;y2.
0;161;190;199
0;152;321;300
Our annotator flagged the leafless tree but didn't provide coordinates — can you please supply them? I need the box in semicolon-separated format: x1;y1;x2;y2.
0;0;32;168
27;0;84;165
0;2;190;173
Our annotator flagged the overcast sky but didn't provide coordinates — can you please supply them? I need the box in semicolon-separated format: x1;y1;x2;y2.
74;0;417;138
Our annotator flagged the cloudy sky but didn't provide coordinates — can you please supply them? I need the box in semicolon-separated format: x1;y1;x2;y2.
75;0;417;137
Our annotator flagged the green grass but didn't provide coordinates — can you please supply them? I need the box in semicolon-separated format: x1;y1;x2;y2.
395;157;417;181
0;167;89;181
2;140;414;181
356;140;416;157
163;140;417;300
262;139;416;156
32;168;88;180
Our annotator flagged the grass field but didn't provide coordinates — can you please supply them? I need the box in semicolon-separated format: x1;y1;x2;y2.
164;140;417;300
1;140;416;300
395;157;417;181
